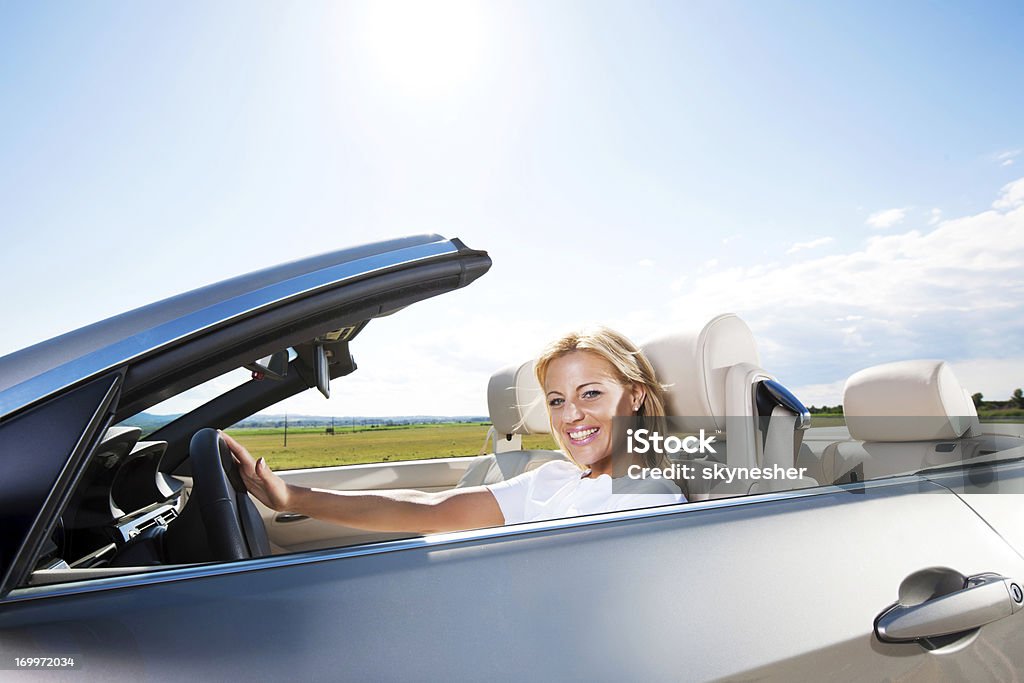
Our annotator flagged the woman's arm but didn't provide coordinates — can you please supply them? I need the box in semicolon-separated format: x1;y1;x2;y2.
221;431;505;533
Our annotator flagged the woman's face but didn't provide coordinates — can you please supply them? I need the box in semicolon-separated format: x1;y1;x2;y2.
543;350;644;477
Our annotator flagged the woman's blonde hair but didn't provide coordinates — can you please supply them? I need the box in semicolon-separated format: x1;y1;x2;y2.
534;326;669;469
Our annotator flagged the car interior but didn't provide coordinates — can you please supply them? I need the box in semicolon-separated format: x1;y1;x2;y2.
25;313;1024;588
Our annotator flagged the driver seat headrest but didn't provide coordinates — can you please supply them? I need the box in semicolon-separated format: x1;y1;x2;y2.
487;360;549;438
642;313;762;433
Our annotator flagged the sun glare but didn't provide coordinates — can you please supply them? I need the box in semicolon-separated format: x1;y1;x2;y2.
358;0;486;98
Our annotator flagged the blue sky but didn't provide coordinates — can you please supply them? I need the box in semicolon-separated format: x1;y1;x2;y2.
1;1;1022;416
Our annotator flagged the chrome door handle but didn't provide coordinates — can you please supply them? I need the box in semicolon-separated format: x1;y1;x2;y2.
876;573;1024;643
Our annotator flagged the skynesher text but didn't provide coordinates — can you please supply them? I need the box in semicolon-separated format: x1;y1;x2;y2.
627;463;809;483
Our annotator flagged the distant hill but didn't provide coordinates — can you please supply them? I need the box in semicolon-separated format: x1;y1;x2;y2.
233;414;489;428
122;412;489;432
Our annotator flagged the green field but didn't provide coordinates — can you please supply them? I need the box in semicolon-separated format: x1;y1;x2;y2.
228;412;1023;471
979;409;1024;419
225;422;558;470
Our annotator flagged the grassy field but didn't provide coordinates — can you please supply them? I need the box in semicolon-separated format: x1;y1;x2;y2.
979;409;1024;419
227;413;1022;470
225;422;557;470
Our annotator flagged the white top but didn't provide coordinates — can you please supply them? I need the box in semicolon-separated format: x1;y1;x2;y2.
486;460;686;525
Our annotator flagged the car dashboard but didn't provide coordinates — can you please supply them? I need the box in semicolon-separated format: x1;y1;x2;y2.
34;427;186;578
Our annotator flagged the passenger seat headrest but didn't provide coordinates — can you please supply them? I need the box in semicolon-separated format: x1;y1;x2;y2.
487;360;550;437
843;360;977;441
642;313;761;432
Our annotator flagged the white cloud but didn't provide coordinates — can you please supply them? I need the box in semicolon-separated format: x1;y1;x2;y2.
721;234;741;245
928;208;942;225
996;149;1021;162
676;206;1024;320
697;258;719;273
1004;159;1015;167
786;236;834;254
638;258;655;267
668;180;1024;402
993;177;1024;210
866;207;907;229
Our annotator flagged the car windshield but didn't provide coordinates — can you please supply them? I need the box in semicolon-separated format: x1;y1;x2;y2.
121;368;253;435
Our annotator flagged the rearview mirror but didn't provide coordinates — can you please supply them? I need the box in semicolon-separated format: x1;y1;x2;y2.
313;342;330;399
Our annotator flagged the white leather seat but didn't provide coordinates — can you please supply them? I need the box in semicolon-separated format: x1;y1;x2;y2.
461;314;817;498
643;313;818;499
821;360;982;484
455;360;565;488
485;359;549;453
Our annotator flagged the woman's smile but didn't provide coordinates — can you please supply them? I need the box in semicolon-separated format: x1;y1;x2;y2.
567;426;600;445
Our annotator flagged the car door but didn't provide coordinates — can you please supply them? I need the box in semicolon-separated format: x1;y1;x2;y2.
2;473;1021;681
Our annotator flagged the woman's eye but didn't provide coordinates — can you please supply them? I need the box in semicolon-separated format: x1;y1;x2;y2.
582;390;602;399
548;397;564;407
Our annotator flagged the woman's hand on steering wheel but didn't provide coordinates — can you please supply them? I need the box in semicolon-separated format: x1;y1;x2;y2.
220;431;295;512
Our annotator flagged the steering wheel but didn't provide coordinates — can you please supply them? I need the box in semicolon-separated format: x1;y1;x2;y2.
184;428;271;561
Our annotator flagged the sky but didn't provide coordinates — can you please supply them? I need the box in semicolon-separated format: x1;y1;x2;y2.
1;1;1022;417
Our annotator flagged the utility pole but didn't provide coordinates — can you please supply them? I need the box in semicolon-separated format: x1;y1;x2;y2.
284;412;288;447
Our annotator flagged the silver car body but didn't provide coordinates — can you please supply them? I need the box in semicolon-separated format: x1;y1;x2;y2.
1;235;1022;681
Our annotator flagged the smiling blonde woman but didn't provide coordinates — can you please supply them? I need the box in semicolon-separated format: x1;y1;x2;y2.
227;327;685;531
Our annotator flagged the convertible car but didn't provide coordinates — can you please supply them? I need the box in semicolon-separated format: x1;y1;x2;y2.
1;234;1022;681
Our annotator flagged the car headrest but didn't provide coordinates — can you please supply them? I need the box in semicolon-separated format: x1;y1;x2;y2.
487;360;550;437
843;360;977;442
642;313;762;433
